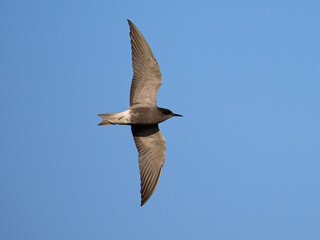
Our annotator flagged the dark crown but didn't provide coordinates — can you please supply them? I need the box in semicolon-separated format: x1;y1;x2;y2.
159;108;173;115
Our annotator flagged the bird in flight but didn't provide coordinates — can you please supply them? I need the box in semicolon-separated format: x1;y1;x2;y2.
98;19;182;206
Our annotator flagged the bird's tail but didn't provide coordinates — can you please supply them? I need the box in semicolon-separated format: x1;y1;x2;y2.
98;110;130;125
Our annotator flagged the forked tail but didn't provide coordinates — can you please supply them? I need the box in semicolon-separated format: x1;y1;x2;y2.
98;110;130;125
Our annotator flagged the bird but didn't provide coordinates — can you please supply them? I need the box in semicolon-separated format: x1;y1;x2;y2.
98;19;182;206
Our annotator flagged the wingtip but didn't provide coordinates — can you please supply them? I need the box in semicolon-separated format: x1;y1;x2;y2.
140;199;146;207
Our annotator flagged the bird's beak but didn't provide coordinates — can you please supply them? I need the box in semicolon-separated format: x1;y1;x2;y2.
173;113;183;117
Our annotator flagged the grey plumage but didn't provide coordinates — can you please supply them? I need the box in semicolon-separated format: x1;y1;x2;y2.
131;124;165;206
129;21;162;108
98;20;182;206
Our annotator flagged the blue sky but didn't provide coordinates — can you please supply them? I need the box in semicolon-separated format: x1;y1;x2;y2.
1;1;320;239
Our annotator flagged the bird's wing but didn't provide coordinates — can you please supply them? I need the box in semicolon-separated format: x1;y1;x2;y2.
131;124;166;206
128;20;162;107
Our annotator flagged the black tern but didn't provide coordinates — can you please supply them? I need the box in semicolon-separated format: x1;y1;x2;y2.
98;20;182;206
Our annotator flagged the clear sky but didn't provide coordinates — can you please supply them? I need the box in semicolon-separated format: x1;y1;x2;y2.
1;1;320;239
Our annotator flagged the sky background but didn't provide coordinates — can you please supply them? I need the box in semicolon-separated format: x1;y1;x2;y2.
1;1;320;239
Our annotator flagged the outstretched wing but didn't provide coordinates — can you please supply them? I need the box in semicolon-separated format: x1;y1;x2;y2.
131;124;166;206
128;20;162;107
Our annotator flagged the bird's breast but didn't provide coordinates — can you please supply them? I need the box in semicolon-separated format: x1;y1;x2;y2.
130;107;166;124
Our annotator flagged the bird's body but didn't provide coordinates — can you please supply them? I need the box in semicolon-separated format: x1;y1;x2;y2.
98;107;177;125
98;20;181;206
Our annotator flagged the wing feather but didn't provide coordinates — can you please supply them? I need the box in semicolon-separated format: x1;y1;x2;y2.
128;20;162;107
131;124;166;206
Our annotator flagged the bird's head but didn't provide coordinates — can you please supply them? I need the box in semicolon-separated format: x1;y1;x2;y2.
159;108;183;118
